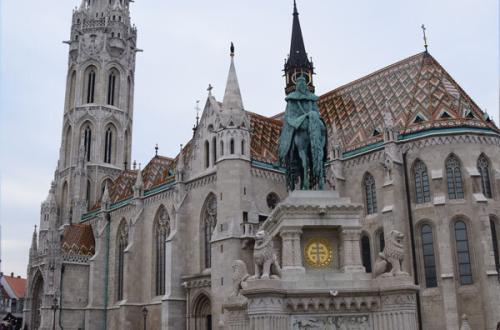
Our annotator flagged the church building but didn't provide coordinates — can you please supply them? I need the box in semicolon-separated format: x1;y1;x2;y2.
24;0;500;329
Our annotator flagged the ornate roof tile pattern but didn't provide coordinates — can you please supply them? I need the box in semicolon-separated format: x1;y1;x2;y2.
109;170;137;203
318;52;498;152
249;112;282;164
142;156;175;190
61;224;95;256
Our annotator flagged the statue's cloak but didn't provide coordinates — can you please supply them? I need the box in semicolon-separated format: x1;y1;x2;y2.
278;89;320;164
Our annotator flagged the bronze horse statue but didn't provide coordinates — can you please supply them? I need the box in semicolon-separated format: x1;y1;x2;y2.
279;76;326;190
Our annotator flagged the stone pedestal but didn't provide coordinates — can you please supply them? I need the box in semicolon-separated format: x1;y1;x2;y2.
280;227;305;276
340;227;365;273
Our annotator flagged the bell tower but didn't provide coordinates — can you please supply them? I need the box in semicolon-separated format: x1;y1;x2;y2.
284;0;315;95
57;0;138;224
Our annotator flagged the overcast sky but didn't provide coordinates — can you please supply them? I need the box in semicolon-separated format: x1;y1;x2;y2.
0;0;498;277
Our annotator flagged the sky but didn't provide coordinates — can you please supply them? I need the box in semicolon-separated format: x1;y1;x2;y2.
0;0;498;277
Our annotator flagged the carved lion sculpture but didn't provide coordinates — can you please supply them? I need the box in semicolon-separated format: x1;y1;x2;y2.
230;260;249;298
374;230;408;277
248;230;282;280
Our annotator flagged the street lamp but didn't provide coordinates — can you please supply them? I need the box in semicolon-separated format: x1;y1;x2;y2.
142;306;148;330
51;297;58;330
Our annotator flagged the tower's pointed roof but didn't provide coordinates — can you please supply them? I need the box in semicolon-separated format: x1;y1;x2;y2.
286;1;313;70
222;43;244;111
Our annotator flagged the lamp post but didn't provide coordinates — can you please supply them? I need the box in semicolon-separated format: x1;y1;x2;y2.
142;306;148;330
51;297;58;330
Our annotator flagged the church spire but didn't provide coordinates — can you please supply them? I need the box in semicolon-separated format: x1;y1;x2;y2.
222;42;244;111
284;0;315;94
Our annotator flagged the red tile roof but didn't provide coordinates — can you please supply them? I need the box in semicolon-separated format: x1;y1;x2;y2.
249;112;282;164
318;52;498;151
3;275;27;298
61;224;95;256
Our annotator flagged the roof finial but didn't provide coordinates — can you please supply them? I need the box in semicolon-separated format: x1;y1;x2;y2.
230;42;235;57
195;100;200;126
293;0;298;15
207;84;213;96
155;143;159;156
421;24;428;52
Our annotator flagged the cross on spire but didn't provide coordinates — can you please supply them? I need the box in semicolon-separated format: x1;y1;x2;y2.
421;24;429;52
155;143;159;156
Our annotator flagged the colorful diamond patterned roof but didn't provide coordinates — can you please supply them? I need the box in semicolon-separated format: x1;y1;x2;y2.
249;112;282;164
61;224;95;256
318;52;498;152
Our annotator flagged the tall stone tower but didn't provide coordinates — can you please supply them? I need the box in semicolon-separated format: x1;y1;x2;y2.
25;1;138;328
58;0;137;224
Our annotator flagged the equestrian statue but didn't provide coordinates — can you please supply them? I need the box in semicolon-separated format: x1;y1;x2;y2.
278;76;327;190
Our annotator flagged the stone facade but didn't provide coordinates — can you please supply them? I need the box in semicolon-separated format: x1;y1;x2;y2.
23;1;500;330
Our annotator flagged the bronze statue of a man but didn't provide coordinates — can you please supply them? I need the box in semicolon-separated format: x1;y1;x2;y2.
279;76;327;190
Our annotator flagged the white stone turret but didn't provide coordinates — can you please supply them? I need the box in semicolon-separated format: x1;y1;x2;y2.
101;181;111;211
133;167;144;198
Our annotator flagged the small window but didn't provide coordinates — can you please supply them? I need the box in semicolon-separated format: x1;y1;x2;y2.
204;141;210;168
258;215;268;223
85;67;96;103
454;221;473;285
477;154;492;198
84;125;92;162
490;217;500;274
230;139;235;154
242;212;248;223
241;139;246;155
212;137;217;165
220;141;224;156
446;155;464;199
414;160;431;204
363;173;377;214
104;127;113;163
421;224;438;288
361;235;372;273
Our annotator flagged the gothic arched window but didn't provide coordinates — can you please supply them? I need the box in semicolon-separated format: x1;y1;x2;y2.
363;173;377;214
103;125;115;164
220;140;224;156
204;141;210;168
420;224;437;288
64;125;72;168
212;137;217;165
477;154;492;198
454;220;472;285
414;160;431;204
241;139;246;155
490;216;500;274
83;125;92;162
117;220;129;301
68;71;76;110
85;66;96;104
230;139;235;155
107;69;119;106
61;181;69;224
446;155;464;199
127;76;132;112
154;207;170;296
361;235;372;273
201;194;217;269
